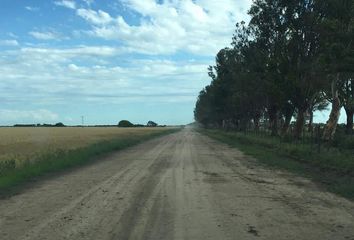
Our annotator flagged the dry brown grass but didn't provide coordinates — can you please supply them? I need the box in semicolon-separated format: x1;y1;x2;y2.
0;127;171;164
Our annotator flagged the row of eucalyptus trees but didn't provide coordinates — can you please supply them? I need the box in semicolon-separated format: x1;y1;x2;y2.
194;0;354;139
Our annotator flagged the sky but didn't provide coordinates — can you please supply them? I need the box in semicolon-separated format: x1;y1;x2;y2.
0;0;253;126
0;0;346;126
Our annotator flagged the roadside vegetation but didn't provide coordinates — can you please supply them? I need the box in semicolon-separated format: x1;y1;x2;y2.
0;127;179;192
200;128;354;200
195;0;354;139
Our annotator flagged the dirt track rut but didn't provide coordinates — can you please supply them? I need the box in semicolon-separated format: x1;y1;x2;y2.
1;128;354;240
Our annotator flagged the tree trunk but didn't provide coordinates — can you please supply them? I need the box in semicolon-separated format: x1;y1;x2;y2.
253;115;260;131
268;106;278;136
240;118;248;131
308;110;314;133
294;108;306;139
345;108;353;134
323;77;341;141
281;106;295;136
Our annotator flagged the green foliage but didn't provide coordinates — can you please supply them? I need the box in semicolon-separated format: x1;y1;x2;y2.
195;0;354;137
118;120;134;127
55;122;65;127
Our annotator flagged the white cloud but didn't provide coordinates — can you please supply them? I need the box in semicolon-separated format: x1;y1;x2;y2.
0;46;207;107
76;0;252;56
54;0;76;9
121;0;158;16
83;0;94;6
68;63;80;71
7;32;18;39
0;109;59;124
25;6;39;11
76;9;113;25
29;31;60;40
20;46;122;60
0;39;19;46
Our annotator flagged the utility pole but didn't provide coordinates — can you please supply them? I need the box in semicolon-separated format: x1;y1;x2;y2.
81;116;84;127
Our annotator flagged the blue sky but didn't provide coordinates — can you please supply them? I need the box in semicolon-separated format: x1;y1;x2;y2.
0;0;254;125
0;0;344;125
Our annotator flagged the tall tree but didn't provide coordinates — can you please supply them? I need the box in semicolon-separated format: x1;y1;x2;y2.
285;0;326;138
248;0;292;135
340;78;354;133
319;0;354;139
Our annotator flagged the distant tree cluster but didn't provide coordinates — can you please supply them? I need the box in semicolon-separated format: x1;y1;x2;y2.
194;0;354;139
118;120;134;127
147;121;158;127
14;122;66;127
118;120;160;127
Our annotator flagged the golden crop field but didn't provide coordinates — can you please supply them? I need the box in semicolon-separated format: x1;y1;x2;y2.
0;127;171;164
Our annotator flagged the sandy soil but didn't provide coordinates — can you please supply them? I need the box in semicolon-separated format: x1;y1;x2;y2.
1;128;354;240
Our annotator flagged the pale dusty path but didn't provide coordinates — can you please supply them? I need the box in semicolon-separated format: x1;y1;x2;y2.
1;128;354;240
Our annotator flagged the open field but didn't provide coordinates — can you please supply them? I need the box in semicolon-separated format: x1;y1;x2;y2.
0;127;179;190
0;127;172;165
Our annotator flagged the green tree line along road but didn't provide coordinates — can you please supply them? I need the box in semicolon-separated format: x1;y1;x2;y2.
194;0;354;141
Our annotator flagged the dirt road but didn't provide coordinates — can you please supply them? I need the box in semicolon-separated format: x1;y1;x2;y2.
1;128;354;240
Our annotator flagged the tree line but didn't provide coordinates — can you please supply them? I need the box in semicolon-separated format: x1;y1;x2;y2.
194;0;354;140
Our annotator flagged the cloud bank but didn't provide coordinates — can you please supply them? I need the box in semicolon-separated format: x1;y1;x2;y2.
76;0;251;55
0;0;252;124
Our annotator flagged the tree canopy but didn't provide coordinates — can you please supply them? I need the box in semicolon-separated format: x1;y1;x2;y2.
118;120;134;128
195;0;354;138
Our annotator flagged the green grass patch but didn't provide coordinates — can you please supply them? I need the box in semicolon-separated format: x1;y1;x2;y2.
0;128;180;192
199;128;354;200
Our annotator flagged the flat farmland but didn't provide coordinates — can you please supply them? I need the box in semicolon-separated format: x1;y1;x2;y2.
0;127;172;165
